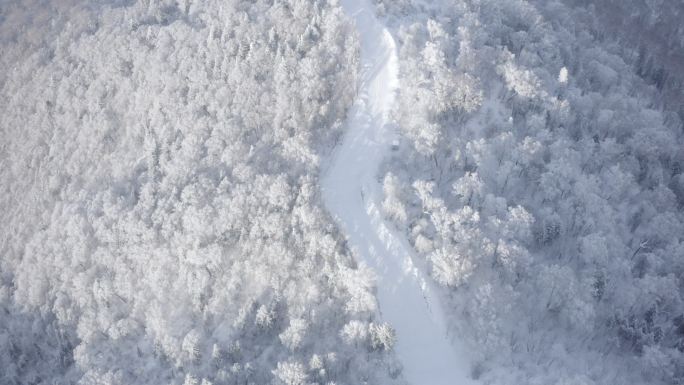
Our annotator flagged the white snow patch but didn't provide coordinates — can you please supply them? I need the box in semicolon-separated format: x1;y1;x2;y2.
559;66;568;84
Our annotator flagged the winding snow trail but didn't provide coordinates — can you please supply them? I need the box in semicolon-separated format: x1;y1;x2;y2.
321;1;475;384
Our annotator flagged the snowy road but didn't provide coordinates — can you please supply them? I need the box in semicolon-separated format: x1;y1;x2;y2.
320;1;475;384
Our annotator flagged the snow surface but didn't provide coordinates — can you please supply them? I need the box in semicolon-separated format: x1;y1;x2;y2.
321;1;476;383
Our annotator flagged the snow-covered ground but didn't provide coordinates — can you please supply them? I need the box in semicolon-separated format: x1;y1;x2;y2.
321;1;475;383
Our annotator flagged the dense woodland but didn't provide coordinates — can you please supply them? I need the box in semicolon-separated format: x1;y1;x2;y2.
377;0;684;384
1;0;683;384
0;0;402;384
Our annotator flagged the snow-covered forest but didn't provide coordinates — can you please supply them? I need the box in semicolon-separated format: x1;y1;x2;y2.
378;0;684;383
0;1;402;384
0;0;682;384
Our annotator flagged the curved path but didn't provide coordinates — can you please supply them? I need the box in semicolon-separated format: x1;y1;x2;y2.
321;1;475;384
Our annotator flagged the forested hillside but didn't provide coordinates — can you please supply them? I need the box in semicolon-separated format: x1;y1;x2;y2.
1;0;683;384
0;1;402;384
377;0;684;384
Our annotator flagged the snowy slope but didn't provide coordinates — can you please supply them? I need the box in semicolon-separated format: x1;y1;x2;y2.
321;0;476;383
